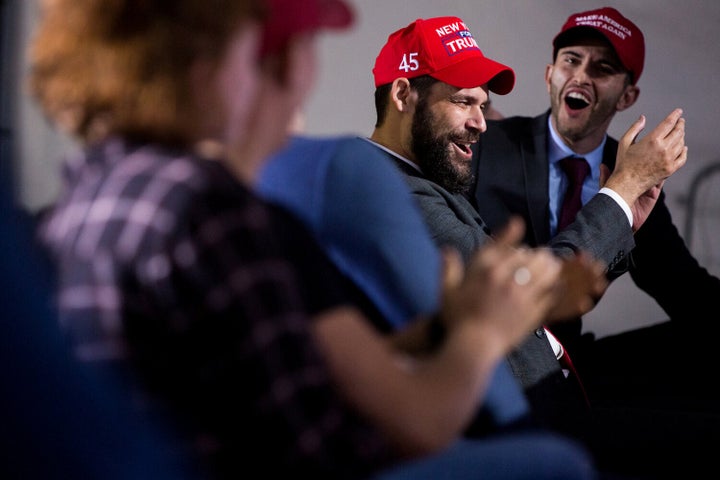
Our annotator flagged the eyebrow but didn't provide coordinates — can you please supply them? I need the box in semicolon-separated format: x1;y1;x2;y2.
448;91;484;105
560;48;623;69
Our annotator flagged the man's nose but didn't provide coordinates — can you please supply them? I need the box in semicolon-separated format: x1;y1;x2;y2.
572;63;592;83
468;106;487;132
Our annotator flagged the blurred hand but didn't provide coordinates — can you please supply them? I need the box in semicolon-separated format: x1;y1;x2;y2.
545;251;608;323
439;217;563;352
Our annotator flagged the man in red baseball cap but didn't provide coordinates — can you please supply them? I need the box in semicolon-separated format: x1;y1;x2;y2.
368;14;621;453
552;6;645;85
372;16;515;92
469;5;720;477
369;16;516;197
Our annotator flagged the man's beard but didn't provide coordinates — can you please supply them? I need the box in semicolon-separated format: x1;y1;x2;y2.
410;98;475;194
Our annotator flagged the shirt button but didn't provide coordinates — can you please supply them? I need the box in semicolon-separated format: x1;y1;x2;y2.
535;328;544;338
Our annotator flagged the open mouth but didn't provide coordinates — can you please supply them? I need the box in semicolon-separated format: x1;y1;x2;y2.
453;141;472;155
565;91;590;110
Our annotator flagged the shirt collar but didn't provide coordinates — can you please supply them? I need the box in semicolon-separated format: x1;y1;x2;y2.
547;116;606;172
363;138;423;174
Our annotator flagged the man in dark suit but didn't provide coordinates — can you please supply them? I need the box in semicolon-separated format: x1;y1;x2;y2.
368;11;714;478
471;5;720;410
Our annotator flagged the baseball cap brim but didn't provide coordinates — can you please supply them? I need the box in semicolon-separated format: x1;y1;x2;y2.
261;0;354;56
431;55;516;95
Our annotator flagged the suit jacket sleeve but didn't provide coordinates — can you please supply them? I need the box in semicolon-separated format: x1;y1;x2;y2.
549;194;634;274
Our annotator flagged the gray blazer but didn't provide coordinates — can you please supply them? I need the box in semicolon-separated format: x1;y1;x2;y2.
388;152;607;435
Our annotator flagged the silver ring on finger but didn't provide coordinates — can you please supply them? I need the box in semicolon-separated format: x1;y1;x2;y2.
513;266;532;286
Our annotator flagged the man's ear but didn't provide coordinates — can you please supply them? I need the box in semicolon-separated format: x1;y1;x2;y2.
616;84;640;112
390;78;414;113
544;64;553;94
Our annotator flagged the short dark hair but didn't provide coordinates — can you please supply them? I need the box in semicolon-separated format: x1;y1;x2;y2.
373;75;438;127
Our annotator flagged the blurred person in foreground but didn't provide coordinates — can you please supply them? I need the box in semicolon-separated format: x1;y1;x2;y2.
27;0;599;478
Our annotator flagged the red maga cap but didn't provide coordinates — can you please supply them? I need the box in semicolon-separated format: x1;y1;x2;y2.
553;7;645;84
372;16;515;94
260;0;354;56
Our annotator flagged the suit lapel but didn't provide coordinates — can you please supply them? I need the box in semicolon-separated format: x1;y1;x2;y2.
524;113;552;244
602;137;618;171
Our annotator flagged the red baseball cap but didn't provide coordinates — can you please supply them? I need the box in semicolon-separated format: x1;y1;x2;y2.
372;16;515;94
553;7;645;84
260;0;354;56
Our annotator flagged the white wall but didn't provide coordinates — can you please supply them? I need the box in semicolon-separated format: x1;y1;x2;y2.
13;0;720;338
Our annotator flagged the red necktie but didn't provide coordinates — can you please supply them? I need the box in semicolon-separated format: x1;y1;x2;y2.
552;156;591;407
558;156;590;231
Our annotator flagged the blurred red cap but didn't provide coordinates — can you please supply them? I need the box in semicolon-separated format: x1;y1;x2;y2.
260;0;354;56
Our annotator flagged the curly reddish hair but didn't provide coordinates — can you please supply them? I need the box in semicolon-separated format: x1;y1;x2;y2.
28;0;265;147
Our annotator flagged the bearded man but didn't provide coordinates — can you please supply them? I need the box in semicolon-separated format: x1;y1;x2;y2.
367;16;690;468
